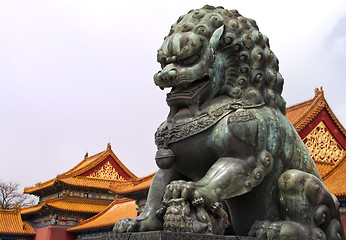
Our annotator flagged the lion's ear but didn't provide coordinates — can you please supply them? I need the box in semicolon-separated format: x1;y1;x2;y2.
210;25;224;51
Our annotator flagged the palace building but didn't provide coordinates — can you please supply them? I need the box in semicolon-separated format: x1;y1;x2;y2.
0;87;345;239
20;143;138;240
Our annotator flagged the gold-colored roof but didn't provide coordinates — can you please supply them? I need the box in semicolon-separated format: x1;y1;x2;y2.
0;206;35;236
323;155;346;198
24;143;137;195
286;87;346;135
287;87;346;179
67;199;137;232
59;176;126;190
21;196;110;216
110;173;155;195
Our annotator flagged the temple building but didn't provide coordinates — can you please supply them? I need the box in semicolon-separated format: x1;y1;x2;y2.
67;173;155;239
0;87;344;239
0;206;35;240
21;143;138;240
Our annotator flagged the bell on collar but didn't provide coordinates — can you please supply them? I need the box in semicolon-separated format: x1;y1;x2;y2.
155;138;175;169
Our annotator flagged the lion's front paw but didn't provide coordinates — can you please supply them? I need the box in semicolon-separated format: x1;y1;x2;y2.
113;218;135;233
113;214;163;233
163;180;196;202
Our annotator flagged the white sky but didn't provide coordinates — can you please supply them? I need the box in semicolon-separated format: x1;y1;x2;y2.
0;0;345;192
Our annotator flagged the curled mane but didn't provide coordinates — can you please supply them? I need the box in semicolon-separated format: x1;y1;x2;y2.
166;5;287;114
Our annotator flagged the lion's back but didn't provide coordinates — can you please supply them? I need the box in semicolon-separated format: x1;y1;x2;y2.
252;107;320;178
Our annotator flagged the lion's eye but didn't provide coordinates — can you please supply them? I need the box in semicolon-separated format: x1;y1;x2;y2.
182;55;199;66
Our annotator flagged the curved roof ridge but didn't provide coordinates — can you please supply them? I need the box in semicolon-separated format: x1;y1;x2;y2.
22;195;112;216
67;199;137;233
286;87;345;137
74;197;133;226
322;96;346;137
62;150;107;177
286;87;326;131
24;143;138;195
107;148;137;179
110;173;155;195
24;178;56;194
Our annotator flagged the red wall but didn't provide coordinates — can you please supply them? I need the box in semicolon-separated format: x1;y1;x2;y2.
35;226;76;240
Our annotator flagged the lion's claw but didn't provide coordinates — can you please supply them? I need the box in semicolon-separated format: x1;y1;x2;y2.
164;180;196;202
113;218;133;233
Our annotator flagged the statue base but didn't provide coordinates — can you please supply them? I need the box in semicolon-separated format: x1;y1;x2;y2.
82;231;257;240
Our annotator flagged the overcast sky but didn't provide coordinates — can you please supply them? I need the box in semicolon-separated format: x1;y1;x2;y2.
0;0;345;192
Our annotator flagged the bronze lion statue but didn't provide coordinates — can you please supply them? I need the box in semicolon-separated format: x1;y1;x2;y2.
114;5;345;240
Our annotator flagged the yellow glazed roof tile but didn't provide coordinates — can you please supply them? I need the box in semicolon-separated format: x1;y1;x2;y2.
24;143;137;195
21;196;110;216
286;87;346;180
110;173;155;195
59;176;126;190
0;206;35;236
46;196;110;214
323;155;346;198
286;87;346;135
20;203;44;215
67;199;137;232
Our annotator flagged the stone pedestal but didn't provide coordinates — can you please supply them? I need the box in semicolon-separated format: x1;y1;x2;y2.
82;231;257;240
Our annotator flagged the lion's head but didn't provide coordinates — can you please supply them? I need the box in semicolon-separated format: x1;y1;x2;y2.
154;5;286;118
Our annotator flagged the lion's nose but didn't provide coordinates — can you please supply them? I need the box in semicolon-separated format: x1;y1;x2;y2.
154;71;162;81
154;67;177;88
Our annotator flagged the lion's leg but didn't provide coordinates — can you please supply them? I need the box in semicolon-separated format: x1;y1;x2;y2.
113;168;182;233
164;150;274;206
162;151;274;234
249;170;346;240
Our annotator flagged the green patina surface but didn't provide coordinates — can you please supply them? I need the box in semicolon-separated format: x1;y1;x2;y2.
114;5;345;240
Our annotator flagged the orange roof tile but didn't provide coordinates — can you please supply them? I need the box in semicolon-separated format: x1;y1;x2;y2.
0;206;35;236
24;143;137;195
286;87;346;179
20;203;43;216
21;196;111;216
67;199;137;232
24;179;56;194
286;87;346;135
315;163;335;178
286;98;315;130
61;143;137;179
323;155;346;198
58;176;126;190
110;173;155;195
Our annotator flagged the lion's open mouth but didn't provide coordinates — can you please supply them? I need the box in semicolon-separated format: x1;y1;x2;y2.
166;76;210;106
